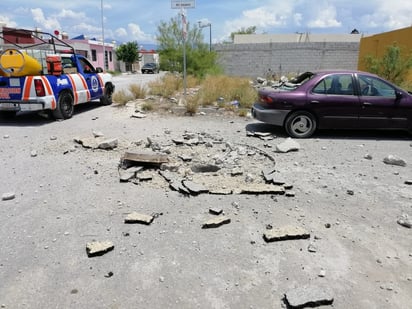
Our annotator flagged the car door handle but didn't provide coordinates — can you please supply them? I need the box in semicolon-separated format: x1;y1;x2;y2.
362;102;372;106
310;100;320;104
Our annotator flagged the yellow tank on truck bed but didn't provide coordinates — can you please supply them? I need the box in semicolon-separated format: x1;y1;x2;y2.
0;49;42;77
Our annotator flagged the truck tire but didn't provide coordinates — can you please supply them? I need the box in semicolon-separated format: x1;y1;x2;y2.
53;92;74;120
100;83;114;106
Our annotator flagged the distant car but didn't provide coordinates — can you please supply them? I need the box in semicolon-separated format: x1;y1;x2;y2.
251;70;412;138
141;63;159;74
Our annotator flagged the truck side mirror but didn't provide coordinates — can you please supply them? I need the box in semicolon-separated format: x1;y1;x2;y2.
96;67;103;73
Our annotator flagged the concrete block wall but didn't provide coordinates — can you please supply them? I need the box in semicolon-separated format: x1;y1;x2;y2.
214;42;360;78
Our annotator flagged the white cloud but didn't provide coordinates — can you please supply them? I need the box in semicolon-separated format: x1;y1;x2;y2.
127;23;153;42
307;5;341;28
115;27;127;37
0;15;18;28
57;9;86;20
31;8;60;31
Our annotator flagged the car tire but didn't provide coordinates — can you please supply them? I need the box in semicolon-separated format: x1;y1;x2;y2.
100;83;114;106
284;111;317;138
52;91;74;120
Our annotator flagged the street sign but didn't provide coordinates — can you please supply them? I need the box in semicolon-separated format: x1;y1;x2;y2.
171;0;195;9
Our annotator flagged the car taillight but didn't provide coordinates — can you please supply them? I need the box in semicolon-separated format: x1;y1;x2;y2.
260;95;274;104
34;79;46;97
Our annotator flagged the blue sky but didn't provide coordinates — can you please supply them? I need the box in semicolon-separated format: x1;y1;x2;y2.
1;0;411;46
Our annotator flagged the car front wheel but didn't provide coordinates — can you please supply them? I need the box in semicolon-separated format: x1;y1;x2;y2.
284;111;317;138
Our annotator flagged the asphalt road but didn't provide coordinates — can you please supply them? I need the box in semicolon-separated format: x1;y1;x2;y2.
0;81;411;308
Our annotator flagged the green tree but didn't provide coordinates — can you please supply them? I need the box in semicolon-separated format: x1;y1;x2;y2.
363;43;412;86
230;26;257;42
156;16;221;78
116;41;140;71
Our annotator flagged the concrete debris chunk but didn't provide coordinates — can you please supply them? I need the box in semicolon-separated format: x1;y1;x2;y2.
263;225;310;242
383;155;407;167
2;192;15;201
284;285;334;308
404;180;412;185
124;212;154;225
202;216;231;229
122;151;169;166
397;214;411;228
169;180;190;195
239;184;285;195
118;166;144;182
92;130;104;137
98;138;118;150
191;164;220;173
275;138;300;153
209;207;223;215
182;180;209;195
86;241;114;257
131;111;147;118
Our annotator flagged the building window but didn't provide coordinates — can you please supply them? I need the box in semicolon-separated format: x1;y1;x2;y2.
109;51;112;62
91;49;97;61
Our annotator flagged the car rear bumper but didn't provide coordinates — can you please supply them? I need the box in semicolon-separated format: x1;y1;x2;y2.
251;103;290;126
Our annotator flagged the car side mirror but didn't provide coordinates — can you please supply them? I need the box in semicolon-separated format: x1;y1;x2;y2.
96;67;103;73
395;90;403;100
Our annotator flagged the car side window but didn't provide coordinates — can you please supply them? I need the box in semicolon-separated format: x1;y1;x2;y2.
312;74;354;95
359;75;396;98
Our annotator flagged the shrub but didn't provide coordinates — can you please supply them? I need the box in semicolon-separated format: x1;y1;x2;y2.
113;89;133;105
128;83;147;99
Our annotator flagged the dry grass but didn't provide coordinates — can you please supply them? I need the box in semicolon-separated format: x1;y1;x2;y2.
194;75;257;108
148;73;182;97
145;74;257;114
140;101;154;111
128;84;147;99
113;89;134;105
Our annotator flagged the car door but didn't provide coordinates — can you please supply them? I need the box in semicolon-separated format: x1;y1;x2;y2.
78;57;103;101
307;73;361;129
357;74;401;129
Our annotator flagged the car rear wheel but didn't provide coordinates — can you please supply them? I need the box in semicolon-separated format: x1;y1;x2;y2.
285;111;317;138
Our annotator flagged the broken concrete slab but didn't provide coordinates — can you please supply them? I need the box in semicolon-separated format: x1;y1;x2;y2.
191;164;220;173
202;216;231;229
383;155;407;167
275;137;300;153
158;170;174;182
239;184;285;195
98;138;118;150
2;192;15;201
263;226;310;242
397;214;411;228
209;188;233;195
131;111;147;119
124;212;154;225
182;180;209;195
118;166;144;182
122;151;169;166
209;208;223;215
73;137;97;149
169;180;190;195
284;285;334;308
86;241;114;257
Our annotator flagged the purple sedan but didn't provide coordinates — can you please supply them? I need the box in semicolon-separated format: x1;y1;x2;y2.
251;70;412;138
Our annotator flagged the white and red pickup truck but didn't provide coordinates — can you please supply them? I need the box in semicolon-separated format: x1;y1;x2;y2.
0;30;115;119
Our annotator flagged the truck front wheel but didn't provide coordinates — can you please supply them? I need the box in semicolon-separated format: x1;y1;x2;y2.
53;92;74;120
100;83;114;106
